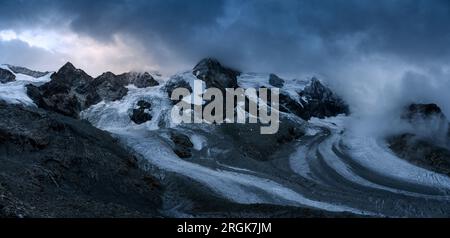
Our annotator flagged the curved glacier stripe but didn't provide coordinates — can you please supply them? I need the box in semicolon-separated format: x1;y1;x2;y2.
319;135;450;198
289;146;312;179
344;135;450;191
117;131;372;215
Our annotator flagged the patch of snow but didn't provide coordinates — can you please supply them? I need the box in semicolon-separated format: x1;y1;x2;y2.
344;134;450;191
117;131;371;215
0;68;52;106
190;134;206;151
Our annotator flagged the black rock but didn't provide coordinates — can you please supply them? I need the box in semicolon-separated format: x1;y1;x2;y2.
403;103;446;121
220;116;305;161
279;93;310;120
299;78;349;120
401;103;450;140
193;58;240;90
26;84;82;118
269;74;285;88
258;78;348;121
170;132;193;158
124;72;159;88
5;65;50;78
130;100;152;124
389;134;450;177
93;72;129;102
26;62;97;118
0;101;162;217
389;103;450;177
26;63;142;118
0;68;15;83
164;76;193;104
257;87;310;121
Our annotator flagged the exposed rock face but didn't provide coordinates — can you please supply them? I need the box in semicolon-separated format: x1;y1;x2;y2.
258;78;348;121
278;92;310;120
0;101;162;217
130;100;152;124
402;103;449;140
92;72;129;102
193;58;240;90
6;65;50;78
26;62;98;118
299;78;349;120
389;134;450;177
123;72;159;88
26;63;161;118
389;103;450;178
403;103;446;121
0;68;15;83
220;117;305;161
269;74;285;88
170;132;193;158
164;75;192;103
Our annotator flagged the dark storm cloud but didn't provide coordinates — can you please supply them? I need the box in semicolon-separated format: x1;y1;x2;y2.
1;0;450;74
3;0;450;135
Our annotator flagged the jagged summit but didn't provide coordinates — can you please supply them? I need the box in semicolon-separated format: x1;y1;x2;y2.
193;58;240;90
297;77;349;119
60;62;76;71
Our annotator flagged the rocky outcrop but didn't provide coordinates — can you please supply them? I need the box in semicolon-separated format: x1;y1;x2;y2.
26;62;98;118
389;103;450;177
6;65;50;78
164;75;193;103
0;68;15;83
402;103;449;139
26;63;161;118
170;132;194;158
0;101;162;217
92;72;129;102
220;117;305;161
122;72;159;88
278;92;310;120
193;58;240;90
269;74;285;88
257;78;349;121
402;103;446;121
389;134;450;177
130;100;152;124
299;78;349;120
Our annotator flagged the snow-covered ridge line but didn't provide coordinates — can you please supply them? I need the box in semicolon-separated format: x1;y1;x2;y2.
0;64;53;105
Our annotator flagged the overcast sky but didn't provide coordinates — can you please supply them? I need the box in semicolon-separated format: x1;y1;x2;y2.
1;0;450;116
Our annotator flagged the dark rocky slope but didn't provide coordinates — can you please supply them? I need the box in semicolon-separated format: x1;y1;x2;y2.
0;101;162;217
268;73;285;87
193;58;240;90
26;62;99;118
298;78;349;120
26;63;159;118
130;100;153;124
0;68;15;83
389;103;450;177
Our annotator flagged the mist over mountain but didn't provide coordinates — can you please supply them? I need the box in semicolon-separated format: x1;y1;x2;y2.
1;0;450;218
